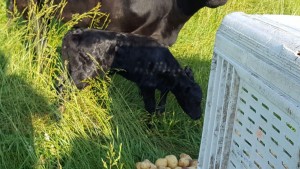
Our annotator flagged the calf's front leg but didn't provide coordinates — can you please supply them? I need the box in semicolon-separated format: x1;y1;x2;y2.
140;87;156;114
156;90;169;114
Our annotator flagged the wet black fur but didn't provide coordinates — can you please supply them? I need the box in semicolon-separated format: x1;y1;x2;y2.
61;28;202;119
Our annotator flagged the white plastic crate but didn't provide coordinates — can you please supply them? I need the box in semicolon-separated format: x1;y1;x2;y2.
198;12;300;169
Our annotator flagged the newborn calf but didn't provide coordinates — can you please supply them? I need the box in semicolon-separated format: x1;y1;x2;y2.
61;29;202;119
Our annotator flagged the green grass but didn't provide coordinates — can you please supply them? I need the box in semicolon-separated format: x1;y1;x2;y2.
0;0;299;168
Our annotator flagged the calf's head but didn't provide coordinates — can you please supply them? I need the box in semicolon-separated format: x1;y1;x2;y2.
172;67;202;120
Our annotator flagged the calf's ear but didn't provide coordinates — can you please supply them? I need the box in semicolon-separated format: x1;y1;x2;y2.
184;66;195;81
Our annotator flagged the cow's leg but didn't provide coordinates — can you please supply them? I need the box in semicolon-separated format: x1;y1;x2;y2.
140;87;156;114
156;90;169;114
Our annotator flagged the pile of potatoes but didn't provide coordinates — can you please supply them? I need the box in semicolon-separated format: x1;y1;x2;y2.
136;153;198;169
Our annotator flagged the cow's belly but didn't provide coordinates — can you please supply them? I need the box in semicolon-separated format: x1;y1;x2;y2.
102;0;176;45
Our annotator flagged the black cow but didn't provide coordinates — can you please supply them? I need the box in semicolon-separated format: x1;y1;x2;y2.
9;0;227;46
61;29;202;119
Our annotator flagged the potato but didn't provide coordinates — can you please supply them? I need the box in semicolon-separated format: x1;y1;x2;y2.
155;158;168;167
190;160;198;167
136;162;142;169
150;163;157;169
157;167;171;169
140;161;151;169
141;159;157;169
174;167;183;169
185;167;196;169
179;153;192;160
165;155;178;168
178;158;190;167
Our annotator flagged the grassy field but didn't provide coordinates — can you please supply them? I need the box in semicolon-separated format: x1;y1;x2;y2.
0;0;299;168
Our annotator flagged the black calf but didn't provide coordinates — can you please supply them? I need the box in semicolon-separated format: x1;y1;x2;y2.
61;29;202;120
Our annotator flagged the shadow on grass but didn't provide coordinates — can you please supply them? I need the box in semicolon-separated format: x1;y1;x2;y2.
61;137;108;169
0;52;54;168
